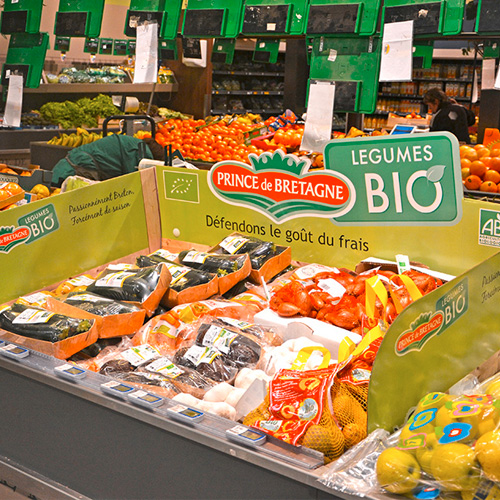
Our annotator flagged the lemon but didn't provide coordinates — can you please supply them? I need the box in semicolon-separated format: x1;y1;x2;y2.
30;184;50;199
430;443;480;491
376;448;421;494
475;430;500;483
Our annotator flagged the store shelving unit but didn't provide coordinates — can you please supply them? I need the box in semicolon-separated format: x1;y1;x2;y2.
210;49;286;116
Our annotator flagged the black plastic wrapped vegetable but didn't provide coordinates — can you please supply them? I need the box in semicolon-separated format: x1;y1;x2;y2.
64;291;142;316
217;235;276;269
86;264;163;303
136;255;215;292
178;250;247;277
173;346;238;382
195;320;261;368
0;303;93;343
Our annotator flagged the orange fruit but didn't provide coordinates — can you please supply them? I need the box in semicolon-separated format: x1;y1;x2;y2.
474;144;488;151
461;158;472;170
461;167;471;180
489;147;500;157
480;181;498;193
489;157;500;173
460;146;478;162
481;156;493;168
484;170;500;184
464;175;482;190
470;160;487;178
476;147;490;159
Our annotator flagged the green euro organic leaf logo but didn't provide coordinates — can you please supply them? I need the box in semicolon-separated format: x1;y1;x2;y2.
163;171;199;203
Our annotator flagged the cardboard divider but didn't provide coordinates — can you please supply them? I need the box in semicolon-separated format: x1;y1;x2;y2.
44;296;147;339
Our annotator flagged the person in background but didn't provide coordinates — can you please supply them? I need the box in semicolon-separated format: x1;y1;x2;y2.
423;88;473;144
51;134;165;187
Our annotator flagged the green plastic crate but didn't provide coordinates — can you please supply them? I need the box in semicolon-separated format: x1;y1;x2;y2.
0;0;44;34
55;0;105;38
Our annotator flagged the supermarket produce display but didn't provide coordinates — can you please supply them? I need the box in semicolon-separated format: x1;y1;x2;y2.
1;132;500;497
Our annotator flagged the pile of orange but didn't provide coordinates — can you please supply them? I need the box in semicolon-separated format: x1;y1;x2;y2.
0;182;24;202
155;118;267;164
461;144;500;193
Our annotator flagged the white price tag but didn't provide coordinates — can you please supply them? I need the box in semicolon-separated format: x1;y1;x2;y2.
379;20;414;82
3;74;23;128
134;23;158;84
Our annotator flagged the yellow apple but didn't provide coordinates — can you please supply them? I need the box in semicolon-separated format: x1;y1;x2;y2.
376;447;421;494
430;443;480;492
475;430;500;483
461;482;500;500
397;425;427;456
478;405;500;436
415;392;451;414
435;404;480;441
486;379;500;399
416;433;439;475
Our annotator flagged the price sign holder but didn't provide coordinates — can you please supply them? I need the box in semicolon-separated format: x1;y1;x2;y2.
127;390;164;409
226;425;267;447
0;0;43;35
99;38;113;55
54;36;71;52
308;35;381;113
113;39;129;56
211;38;236;64
125;0;165;38
167;405;205;425
240;0;307;35
306;0;382;36
182;0;243;38
382;0;464;37
159;39;178;61
0;344;30;360
100;381;136;399
55;0;105;38
182;38;202;59
413;41;434;68
54;364;87;382
84;37;100;54
128;40;137;56
253;38;280;64
2;32;49;89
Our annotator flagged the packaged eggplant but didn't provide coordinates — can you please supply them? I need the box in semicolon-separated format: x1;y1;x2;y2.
194;318;262;368
63;291;143;316
87;265;163;302
177;250;248;277
173;345;239;383
135;249;178;268
216;317;283;347
85;263;170;316
216;235;276;269
0;303;93;343
137;255;215;293
139;356;216;398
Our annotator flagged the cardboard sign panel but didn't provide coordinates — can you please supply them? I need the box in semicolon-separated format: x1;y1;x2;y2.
183;9;225;37
54;11;88;37
384;2;442;34
307;4;360;34
242;5;290;33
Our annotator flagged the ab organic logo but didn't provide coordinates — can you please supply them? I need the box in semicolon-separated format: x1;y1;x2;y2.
208;150;355;223
479;209;500;248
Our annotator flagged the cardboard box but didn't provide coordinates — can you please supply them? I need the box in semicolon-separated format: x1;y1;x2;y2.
0;192;24;210
0;164;53;190
161;273;219;309
44;296;147;340
354;257;455;283
0;313;99;360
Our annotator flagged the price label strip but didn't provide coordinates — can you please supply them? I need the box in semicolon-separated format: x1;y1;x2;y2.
127;389;164;409
0;344;30;360
226;425;266;448
167;405;204;425
100;380;136;399
54;363;86;381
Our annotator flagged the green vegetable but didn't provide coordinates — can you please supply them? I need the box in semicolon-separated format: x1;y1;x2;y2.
38;94;120;129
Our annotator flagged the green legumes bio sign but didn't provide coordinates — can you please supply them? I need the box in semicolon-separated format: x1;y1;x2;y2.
324;131;463;226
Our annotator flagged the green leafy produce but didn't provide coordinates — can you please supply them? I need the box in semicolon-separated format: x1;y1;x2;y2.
0;303;93;342
38;94;120;129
